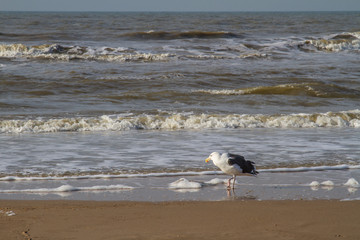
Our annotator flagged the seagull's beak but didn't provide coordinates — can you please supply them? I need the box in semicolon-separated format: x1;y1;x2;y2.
205;157;211;163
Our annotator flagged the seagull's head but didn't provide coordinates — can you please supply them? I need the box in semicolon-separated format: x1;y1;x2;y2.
205;152;220;163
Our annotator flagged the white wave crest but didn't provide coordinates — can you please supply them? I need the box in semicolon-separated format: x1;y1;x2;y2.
1;110;359;134
301;32;360;52
0;43;173;62
305;39;360;52
194;89;246;95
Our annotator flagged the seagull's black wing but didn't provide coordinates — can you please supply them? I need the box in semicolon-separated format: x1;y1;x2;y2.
227;153;258;175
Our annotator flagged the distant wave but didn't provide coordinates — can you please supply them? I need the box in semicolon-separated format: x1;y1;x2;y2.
2;31;358;63
0;43;254;62
299;31;360;52
0;43;173;62
121;30;242;40
1;31;359;65
0;32;21;37
0;32;58;41
1;110;359;134
194;82;360;98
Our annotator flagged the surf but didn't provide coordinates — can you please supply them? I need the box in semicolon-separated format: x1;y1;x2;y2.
1;110;359;134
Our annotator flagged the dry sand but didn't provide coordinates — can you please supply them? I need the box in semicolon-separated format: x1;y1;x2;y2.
1;200;360;240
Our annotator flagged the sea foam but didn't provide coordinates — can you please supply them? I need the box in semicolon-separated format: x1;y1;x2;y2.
204;178;227;185
321;180;334;186
0;184;134;194
344;178;359;187
0;210;16;217
309;181;320;187
168;178;202;189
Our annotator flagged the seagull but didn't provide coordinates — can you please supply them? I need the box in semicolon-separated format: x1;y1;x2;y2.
205;152;258;189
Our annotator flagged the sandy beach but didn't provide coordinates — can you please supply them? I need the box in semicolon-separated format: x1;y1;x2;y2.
1;200;359;240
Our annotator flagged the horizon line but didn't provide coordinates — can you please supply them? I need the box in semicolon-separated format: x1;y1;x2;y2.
1;10;359;13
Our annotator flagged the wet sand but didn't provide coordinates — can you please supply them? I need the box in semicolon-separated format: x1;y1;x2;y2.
1;200;359;240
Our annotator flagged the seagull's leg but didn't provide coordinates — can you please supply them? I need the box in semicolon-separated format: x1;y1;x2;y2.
232;175;236;189
227;177;233;189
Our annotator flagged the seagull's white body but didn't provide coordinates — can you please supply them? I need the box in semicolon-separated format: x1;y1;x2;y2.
205;152;258;189
208;152;242;176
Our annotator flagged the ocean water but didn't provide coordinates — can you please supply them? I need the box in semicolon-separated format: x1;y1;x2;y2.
0;12;360;200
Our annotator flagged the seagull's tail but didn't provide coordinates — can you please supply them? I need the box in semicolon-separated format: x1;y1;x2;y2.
250;161;259;176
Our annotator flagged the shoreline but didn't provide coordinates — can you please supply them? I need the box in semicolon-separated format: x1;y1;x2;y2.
1;170;359;201
1;199;360;240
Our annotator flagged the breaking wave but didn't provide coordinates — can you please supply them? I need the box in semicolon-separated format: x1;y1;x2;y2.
299;31;360;52
1;110;359;134
0;43;173;62
2;32;358;63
